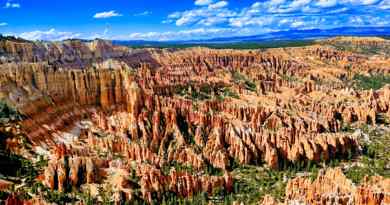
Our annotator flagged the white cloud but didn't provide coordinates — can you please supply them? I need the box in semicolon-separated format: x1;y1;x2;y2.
122;27;251;41
168;12;181;19
19;29;80;41
4;1;20;8
208;1;228;9
175;10;202;26
171;8;212;26
368;15;390;25
361;0;381;5
316;0;337;7
326;7;348;13
195;0;213;6
289;0;312;10
302;5;321;13
251;2;262;9
0;22;7;26
162;0;390;40
269;0;286;5
379;0;390;9
168;2;235;27
278;19;290;25
266;0;315;13
341;0;381;5
229;16;274;27
291;20;305;28
198;16;227;26
349;16;365;24
134;11;151;16
93;11;122;19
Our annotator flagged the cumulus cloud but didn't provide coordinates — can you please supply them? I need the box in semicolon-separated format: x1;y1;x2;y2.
361;0;381;4
349;16;365;25
326;7;349;13
229;15;275;28
273;0;312;13
4;1;20;8
168;0;343;29
134;11;152;16
19;29;80;41
290;0;312;9
7;0;389;42
122;27;251;41
107;0;390;41
208;1;228;9
197;16;226;26
93;10;122;19
269;0;286;6
379;0;390;9
195;0;213;6
342;0;382;5
170;8;213;26
0;22;8;26
316;0;338;7
168;2;235;27
291;20;305;28
165;0;390;31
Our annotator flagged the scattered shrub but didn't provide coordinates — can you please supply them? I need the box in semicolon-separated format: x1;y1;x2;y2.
353;74;390;90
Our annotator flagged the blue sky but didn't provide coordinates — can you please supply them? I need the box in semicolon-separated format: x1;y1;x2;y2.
0;0;389;41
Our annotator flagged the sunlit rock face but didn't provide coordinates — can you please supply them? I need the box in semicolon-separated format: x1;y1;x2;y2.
1;37;390;204
260;168;390;205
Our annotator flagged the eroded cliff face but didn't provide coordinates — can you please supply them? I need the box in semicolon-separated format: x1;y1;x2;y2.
1;37;390;204
0;39;129;63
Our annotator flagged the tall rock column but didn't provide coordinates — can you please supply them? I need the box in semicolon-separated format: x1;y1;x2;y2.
124;77;143;139
127;81;143;117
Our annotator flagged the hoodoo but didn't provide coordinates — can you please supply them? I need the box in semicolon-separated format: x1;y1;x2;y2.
0;37;389;204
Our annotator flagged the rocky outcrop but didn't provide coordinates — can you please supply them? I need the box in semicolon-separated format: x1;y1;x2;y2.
261;168;390;205
1;37;390;204
0;61;139;146
43;152;103;191
285;168;355;204
310;46;366;63
0;39;130;64
135;164;233;203
354;176;390;205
